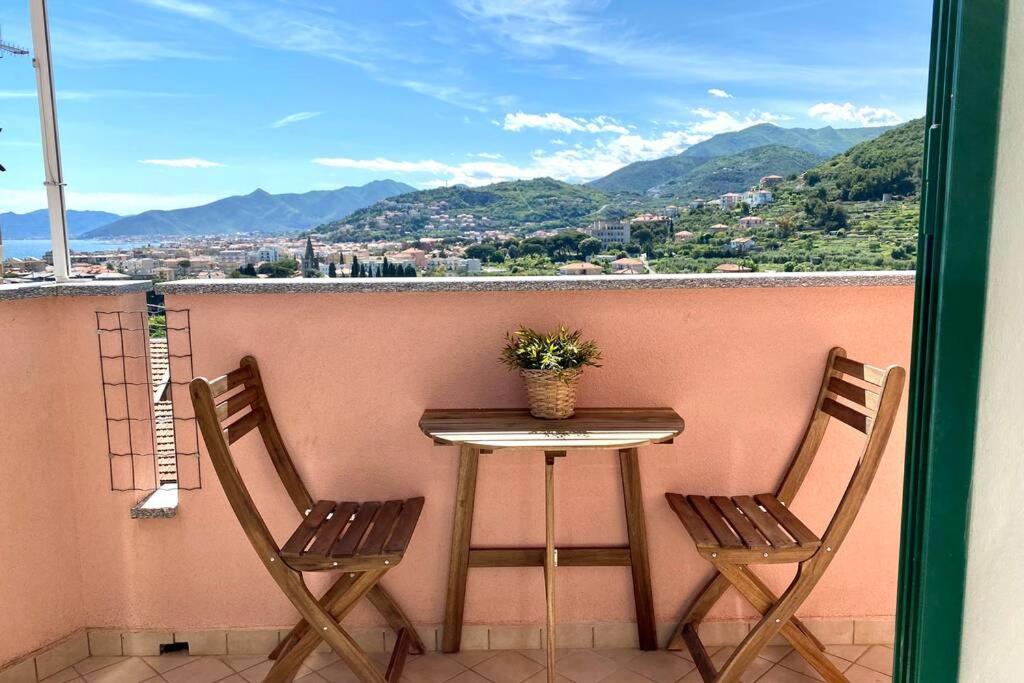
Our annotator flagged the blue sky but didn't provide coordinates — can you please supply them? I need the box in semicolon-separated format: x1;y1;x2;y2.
0;0;932;216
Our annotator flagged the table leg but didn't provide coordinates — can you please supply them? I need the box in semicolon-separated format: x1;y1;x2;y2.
619;448;657;650
544;451;559;682
442;445;480;653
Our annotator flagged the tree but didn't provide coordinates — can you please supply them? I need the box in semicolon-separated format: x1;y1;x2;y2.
382;256;391;276
632;228;654;250
404;264;416;277
177;259;191;269
465;243;497;261
240;263;257;277
328;262;337;278
579;237;603;259
350;255;360;278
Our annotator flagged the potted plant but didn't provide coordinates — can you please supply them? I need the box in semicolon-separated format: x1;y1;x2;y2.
501;325;602;419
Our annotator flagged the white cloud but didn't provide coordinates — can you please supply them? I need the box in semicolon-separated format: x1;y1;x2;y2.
272;111;323;128
51;24;204;62
141;0;225;20
808;102;904;126
469;152;504;159
707;88;732;98
139;157;224;168
502;112;630;134
313;158;452;174
687;108;790;137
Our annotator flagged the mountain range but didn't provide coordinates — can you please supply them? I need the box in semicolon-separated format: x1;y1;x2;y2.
588;123;892;195
0;209;122;240
82;180;416;238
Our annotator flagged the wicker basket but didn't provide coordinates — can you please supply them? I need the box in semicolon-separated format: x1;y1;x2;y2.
520;367;583;419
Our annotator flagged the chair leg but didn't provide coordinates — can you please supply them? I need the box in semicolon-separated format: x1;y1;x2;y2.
713;559;843;683
266;570;387;683
367;584;427;655
271;572;358;661
666;572;731;650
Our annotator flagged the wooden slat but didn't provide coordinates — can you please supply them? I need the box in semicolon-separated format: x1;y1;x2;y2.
711;496;768;549
827;376;880;411
223;408;263;444
468;547;632;567
833;356;886;386
688;496;743;548
666;493;718;547
332;502;381;556
386;628;411;683
821;398;871;433
306;502;359;557
732;496;796;549
359;500;404;556
208;365;252;397
281;500;336;555
214;386;259;422
682;624;716;683
384;497;425;554
755;494;820;547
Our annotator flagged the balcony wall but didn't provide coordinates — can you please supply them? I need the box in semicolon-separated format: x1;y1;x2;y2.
0;283;150;665
1;273;914;667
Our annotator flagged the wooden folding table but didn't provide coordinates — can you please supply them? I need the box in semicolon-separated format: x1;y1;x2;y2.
419;408;684;680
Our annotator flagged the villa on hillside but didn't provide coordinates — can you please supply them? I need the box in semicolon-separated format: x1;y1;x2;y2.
558;261;603;275
739;216;765;229
674;230;695;242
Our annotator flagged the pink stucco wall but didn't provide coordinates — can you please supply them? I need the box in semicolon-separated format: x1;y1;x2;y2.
1;283;913;665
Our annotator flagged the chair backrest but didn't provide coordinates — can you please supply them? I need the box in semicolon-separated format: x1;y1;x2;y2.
775;347;906;551
190;356;315;559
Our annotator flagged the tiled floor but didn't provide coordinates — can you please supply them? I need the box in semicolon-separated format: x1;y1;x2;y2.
42;645;893;683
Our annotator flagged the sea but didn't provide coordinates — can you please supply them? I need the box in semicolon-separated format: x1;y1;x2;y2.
2;239;142;260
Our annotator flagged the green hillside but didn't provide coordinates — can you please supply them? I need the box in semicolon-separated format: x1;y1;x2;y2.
589;123;892;195
315;178;616;241
652;145;825;199
804;118;925;200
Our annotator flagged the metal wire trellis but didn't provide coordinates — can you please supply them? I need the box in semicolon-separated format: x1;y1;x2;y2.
95;305;201;492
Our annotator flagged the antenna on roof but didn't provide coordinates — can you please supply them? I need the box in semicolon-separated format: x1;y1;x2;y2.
0;24;30;57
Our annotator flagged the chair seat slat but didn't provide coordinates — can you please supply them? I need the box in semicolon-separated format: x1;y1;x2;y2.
332;502;382;557
732;496;797;549
666;493;718;547
209;365;253;397
689;496;744;548
755;494;820;547
282;500;336;555
359;500;405;556
224;408;263;444
711;496;769;549
833;356;886;386
384;498;425;554
307;502;359;557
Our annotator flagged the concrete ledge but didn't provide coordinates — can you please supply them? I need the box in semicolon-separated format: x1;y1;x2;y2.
0;279;153;302
158;271;915;296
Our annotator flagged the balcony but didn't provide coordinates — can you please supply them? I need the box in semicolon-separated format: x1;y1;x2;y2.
0;272;913;682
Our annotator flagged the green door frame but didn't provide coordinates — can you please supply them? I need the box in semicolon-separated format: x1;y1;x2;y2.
895;0;1008;681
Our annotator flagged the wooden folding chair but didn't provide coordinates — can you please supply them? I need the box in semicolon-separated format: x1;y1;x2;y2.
190;356;426;683
664;347;905;683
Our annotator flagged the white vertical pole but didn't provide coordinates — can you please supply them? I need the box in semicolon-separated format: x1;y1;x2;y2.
29;0;70;281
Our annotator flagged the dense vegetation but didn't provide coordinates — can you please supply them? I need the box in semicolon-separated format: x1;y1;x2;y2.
652;145;824;199
803;118;925;201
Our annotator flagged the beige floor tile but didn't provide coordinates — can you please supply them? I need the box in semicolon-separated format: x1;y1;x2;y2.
227;630;281;656
88;632;123;658
296;674;329;682
446;671;492;683
239;660;314;683
853;621;894;647
402;654;469;683
160;657;235;683
708;649;773;682
83;658;158;683
471;651;543;683
75;658;127;676
140;677;166;683
522;671;571;683
824;645;868;663
854;646;893;676
591;650;641;666
593;625;639;650
554;651;619;683
489;628;542;651
40;668;85;683
218;655;269;673
0;657;37;683
451;650;500;668
755;665;821;682
517;650;580;666
624;651;694;683
37;634;90;680
842;664;891;683
594;670;650;683
757;647;792;664
777;650;852;679
139;655;191;675
213;677;247;683
303;652;342;671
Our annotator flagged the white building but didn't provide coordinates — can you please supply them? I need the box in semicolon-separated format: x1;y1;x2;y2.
720;192;744;210
584;220;631;247
743;190;774;207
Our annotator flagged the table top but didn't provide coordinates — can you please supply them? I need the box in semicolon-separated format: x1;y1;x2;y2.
419;407;684;450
